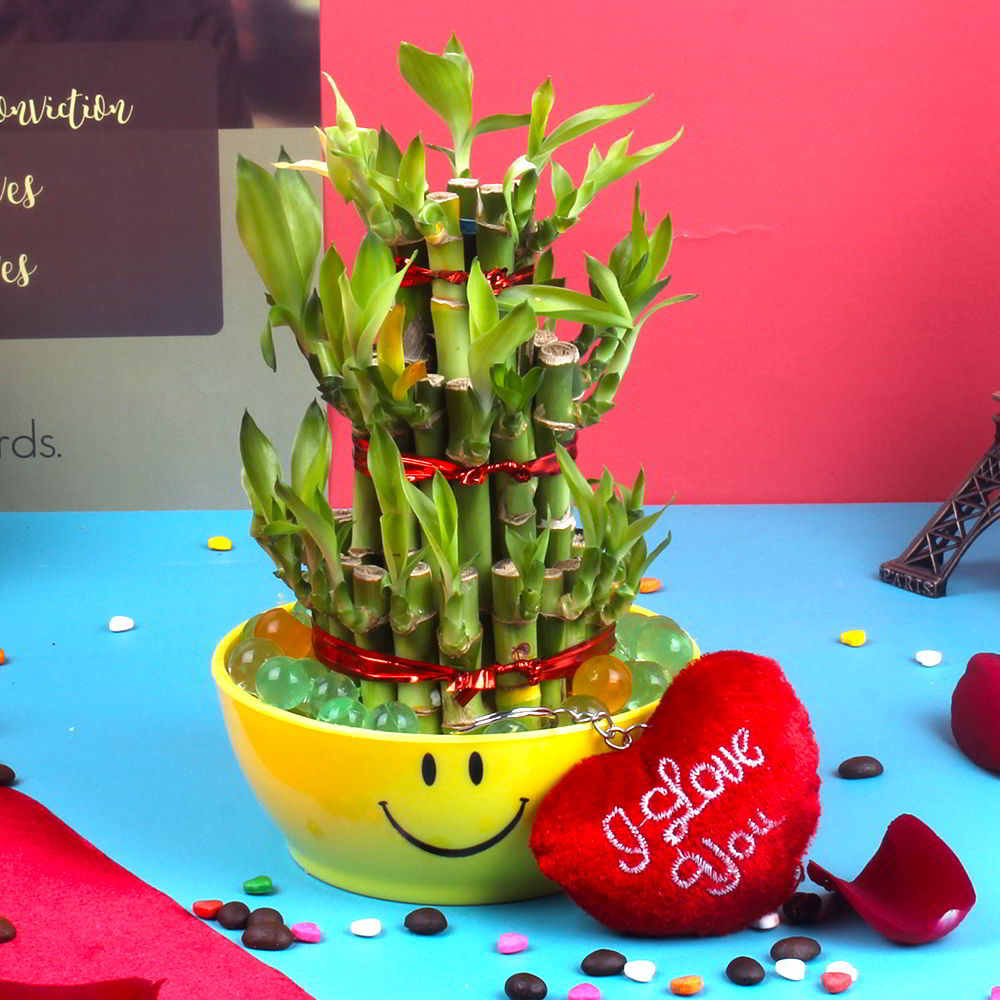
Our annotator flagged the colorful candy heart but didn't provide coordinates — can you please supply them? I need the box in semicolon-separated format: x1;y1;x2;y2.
531;650;821;936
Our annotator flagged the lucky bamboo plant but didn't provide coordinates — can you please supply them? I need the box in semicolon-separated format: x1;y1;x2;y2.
236;36;692;733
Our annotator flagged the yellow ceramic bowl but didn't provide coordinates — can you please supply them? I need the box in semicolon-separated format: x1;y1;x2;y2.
211;606;696;904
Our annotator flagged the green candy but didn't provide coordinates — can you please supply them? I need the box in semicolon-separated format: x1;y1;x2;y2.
242;875;273;895
255;656;312;710
635;617;695;676
483;718;529;734
557;694;609;726
317;696;367;728
364;700;420;734
624;660;669;710
226;638;281;691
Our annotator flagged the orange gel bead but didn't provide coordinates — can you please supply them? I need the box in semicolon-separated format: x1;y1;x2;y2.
253;608;314;659
572;654;632;714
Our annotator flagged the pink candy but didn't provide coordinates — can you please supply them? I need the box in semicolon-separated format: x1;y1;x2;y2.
495;932;529;954
290;921;322;943
569;985;601;1000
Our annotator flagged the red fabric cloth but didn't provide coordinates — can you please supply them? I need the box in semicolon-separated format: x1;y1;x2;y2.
531;650;821;936
0;789;314;999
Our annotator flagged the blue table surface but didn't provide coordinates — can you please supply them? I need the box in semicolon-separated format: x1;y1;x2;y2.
1;504;998;999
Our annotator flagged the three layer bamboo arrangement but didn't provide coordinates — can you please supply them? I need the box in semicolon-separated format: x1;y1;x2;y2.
236;36;693;734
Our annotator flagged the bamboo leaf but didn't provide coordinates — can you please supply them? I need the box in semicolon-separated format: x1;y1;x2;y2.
502;155;535;242
569;129;683;219
392;361;427;400
376;303;406;384
290;400;330;502
426;142;456;168
555;442;599;546
467;260;499;342
470;112;531;139
318;244;346;367
274;148;322;290
534;248;554;285
496;284;633;329
351;231;396;305
528;77;555;159
258;520;303;537
236;155;304;312
398;41;473;147
432;473;459;565
376;127;403;176
467;301;537;405
618;505;665;557
535;95;652;163
397;134;426;208
239;411;282;520
367;424;412;581
402;471;457;595
275;481;345;589
259;314;277;371
356;254;415;363
321;72;357;131
549;161;574;213
584;254;632;323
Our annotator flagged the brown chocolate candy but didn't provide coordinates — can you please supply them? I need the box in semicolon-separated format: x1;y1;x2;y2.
242;921;294;950
216;900;251;930
0;916;16;943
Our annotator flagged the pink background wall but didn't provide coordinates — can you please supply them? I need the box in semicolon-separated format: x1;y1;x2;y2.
319;1;999;504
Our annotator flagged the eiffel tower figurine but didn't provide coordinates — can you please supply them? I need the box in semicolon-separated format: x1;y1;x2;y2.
880;391;1000;597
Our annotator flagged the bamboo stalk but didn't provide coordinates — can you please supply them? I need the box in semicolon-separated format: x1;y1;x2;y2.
534;341;579;565
439;566;487;731
392;562;441;734
537;565;567;708
477;183;515;273
491;559;541;723
351;564;396;708
490;414;537;559
392;236;433;365
446;377;493;591
448;177;479;267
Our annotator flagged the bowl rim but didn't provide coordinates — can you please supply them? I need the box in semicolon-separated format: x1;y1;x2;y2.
211;604;669;744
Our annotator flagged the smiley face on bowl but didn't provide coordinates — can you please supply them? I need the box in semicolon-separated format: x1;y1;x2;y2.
211;611;665;904
379;749;530;858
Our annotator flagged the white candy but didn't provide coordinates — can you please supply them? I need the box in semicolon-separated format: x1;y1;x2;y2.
350;917;382;937
749;911;781;930
825;960;859;982
108;615;135;633
915;649;942;667
623;960;656;983
774;958;805;981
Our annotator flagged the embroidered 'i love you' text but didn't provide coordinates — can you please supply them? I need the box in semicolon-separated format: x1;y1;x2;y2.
601;727;784;896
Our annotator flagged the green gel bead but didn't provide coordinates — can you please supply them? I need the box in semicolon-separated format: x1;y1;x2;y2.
239;614;261;642
614;611;649;659
557;694;609;726
317;696;367;728
483;718;529;734
243;874;273;895
226;637;281;691
307;668;358;712
255;656;312;710
624;660;669;710
298;657;329;681
364;701;420;734
635;617;695;676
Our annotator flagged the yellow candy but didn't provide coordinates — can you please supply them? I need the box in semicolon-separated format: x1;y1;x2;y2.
840;629;867;647
572;654;632;714
208;535;233;551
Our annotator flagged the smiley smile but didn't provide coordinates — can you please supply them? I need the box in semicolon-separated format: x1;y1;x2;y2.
377;797;529;858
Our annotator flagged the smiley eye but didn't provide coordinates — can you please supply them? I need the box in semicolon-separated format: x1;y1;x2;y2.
421;753;436;786
468;751;484;785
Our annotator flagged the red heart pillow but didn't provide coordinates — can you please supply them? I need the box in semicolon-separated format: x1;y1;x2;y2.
531;650;821;936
